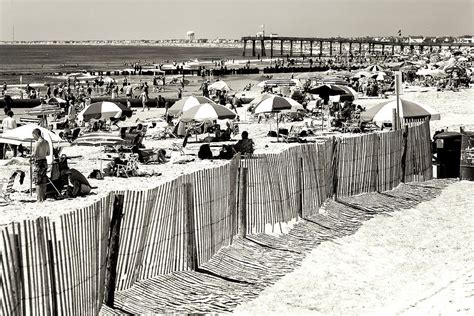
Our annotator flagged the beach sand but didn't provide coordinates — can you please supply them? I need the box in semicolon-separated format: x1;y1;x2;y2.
1;78;473;226
233;180;474;315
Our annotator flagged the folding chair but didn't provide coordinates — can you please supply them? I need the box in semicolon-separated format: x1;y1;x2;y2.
282;125;304;143
171;133;190;155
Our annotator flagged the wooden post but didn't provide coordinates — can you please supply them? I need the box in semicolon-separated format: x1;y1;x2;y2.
238;167;248;238
242;40;246;56
331;137;339;200
401;125;409;183
309;41;313;57
297;157;303;218
395;71;402;130
392;108;398;131
104;194;124;308
252;40;256;57
184;183;198;271
47;240;58;316
280;40;284;56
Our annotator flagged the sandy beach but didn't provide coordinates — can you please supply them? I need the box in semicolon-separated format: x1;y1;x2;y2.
233;180;474;315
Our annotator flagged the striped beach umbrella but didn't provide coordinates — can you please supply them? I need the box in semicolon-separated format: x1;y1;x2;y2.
360;98;440;125
364;65;385;72
168;96;215;116
180;103;237;122
253;95;293;114
77;101;132;122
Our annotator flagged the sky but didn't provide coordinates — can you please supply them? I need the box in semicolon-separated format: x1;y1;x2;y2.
0;0;472;41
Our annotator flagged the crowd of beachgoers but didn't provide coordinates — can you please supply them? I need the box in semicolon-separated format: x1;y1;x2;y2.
0;46;472;216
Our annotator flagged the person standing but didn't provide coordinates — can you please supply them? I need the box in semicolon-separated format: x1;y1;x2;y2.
32;128;50;202
140;90;148;111
2;110;18;157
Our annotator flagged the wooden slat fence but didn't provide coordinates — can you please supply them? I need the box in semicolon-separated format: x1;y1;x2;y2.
335;133;379;197
0;195;111;315
377;130;403;192
0;121;433;315
404;120;433;182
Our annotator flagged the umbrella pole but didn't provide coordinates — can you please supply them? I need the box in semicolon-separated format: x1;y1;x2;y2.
276;113;280;142
30;141;33;196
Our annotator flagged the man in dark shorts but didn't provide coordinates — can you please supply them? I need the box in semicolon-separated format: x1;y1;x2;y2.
32;128;50;202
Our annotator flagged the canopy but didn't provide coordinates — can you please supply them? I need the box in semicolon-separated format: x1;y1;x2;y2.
180;103;237;122
78;101;133;122
168;96;215;116
360;98;441;125
281;98;304;112
0;124;69;164
208;81;230;91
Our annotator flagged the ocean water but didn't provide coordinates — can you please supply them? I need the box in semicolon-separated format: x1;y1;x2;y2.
0;45;243;83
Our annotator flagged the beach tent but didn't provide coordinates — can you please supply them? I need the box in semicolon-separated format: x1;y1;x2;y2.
360;98;440;125
73;131;124;147
77;101;133;122
168;96;215;116
180;103;236;122
208;81;231;91
0;124;70;194
25;103;62;116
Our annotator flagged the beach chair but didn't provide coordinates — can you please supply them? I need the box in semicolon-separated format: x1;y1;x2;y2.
282;125;304;143
115;154;140;177
171;133;191;155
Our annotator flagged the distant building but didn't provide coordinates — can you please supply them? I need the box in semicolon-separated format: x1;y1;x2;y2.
460;36;473;43
186;31;195;41
409;36;424;44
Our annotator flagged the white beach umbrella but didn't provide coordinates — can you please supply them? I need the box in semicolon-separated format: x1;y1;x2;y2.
360;98;440;125
208;81;230;91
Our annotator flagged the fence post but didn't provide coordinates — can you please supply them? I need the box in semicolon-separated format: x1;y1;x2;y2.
297;157;303;218
238;167;248;238
401;125;409;183
331;137;339;200
184;183;198;271
104;193;124;308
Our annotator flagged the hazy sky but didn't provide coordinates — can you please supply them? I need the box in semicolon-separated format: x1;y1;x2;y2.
0;0;472;41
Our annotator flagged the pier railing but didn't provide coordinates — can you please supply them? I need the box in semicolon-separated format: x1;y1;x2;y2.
0;120;431;315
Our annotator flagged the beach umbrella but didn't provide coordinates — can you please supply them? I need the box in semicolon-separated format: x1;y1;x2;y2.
77;101;132;122
253;95;294;142
47;97;67;105
168;96;215;116
308;84;358;101
364;65;385;72
208;81;230;91
180;103;237;122
280;98;304;112
360;98;440;125
253;95;293;114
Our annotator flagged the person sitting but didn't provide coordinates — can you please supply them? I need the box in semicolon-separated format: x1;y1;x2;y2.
234;131;254;155
198;144;213;159
132;145;168;164
63;168;92;197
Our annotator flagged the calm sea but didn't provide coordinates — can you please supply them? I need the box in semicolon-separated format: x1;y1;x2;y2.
0;45;243;83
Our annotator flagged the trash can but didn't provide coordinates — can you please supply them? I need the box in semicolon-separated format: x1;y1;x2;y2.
460;131;474;181
433;131;462;178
